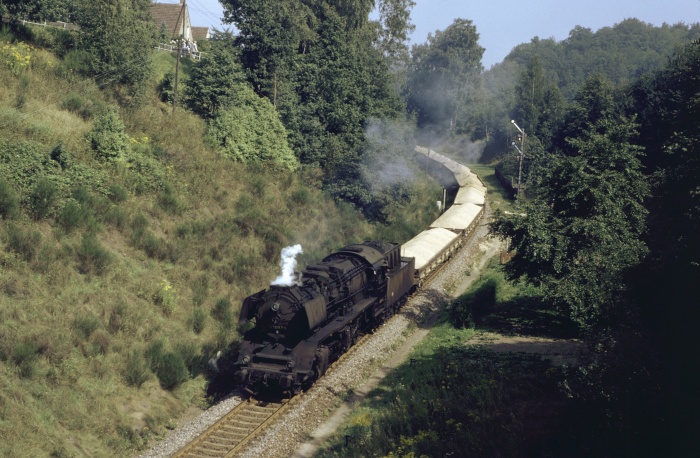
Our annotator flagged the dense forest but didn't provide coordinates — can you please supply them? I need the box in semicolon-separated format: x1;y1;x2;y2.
0;0;698;456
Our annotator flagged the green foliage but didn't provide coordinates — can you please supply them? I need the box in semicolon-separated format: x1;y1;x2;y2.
184;32;247;116
191;308;207;335
2;0;73;22
74;0;157;101
211;297;233;330
72;314;100;340
60;91;103;120
58;199;89;232
145;340;188;390
448;276;499;328
76;233;112;276
11;341;39;378
86;109;129;161
153;279;178;316
0;178;20;219
123;350;151;388
205;86;299;171
4;222;42;261
156;71;175;104
505;19;700;99
492;80;649;329
407;18;484;130
28;177;59;219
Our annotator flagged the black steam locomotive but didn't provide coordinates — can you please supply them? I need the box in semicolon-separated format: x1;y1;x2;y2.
233;241;416;395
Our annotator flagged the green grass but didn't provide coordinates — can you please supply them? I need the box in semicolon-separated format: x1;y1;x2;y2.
317;258;583;457
467;163;517;214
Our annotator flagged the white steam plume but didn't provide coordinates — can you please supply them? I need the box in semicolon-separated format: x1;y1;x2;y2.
270;244;303;286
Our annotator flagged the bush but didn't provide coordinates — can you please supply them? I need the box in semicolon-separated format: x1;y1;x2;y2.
108;184;128;203
5;222;41;261
153;279;177;316
86;109;129;161
12;342;39;378
449;277;500;328
124;350;151;388
211;297;232;326
58;200;88;232
191;307;207;334
73;315;101;340
157;183;181;215
204;87;300;171
29;177;59;219
155;352;189;390
0;178;20;219
76;234;112;276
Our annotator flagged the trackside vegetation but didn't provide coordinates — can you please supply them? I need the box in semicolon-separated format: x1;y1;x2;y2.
0;22;440;458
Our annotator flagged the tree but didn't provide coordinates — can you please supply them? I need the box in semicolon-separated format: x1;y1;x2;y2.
74;0;156;102
407;19;484;131
1;0;72;22
184;31;248;117
491;92;648;328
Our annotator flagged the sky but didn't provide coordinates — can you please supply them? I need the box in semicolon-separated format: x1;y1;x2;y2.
184;0;700;68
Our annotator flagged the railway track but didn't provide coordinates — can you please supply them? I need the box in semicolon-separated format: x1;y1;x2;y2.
173;335;371;458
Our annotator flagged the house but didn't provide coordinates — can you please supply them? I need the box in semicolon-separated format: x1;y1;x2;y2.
191;26;210;41
150;1;194;43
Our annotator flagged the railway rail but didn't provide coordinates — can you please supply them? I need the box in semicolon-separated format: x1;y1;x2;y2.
174;335;370;457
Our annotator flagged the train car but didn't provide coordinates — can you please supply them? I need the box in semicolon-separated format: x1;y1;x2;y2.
233;241;415;395
430;202;484;237
401;228;461;285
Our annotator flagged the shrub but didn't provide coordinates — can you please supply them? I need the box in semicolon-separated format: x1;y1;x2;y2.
157;183;181;215
153;279;177;316
449;277;500;328
191;307;207;334
211;298;231;322
58;200;89;233
76;234;112;276
86;109;129;161
124;350;151;388
50;143;72;169
155;352;189;390
5;222;41;261
12;342;39;378
73;314;101;340
108;183;128;203
90;329;111;355
204;87;300;171
0;178;20;219
29;177;59;219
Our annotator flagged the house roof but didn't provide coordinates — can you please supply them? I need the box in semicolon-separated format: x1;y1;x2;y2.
191;26;210;41
150;2;186;39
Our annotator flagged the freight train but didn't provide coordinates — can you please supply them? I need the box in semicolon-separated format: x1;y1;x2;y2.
232;147;486;395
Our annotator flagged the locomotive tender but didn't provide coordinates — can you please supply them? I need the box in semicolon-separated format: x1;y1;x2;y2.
233;147;486;395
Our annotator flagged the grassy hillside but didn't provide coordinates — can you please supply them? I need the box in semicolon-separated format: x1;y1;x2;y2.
0;39;441;457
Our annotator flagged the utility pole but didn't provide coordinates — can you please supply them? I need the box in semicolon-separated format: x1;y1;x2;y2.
511;120;526;202
172;0;186;114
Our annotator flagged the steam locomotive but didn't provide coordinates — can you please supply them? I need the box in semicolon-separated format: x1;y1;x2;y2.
233;241;416;394
232;147;486;395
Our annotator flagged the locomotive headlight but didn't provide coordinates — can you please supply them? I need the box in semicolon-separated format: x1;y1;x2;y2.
242;356;250;365
286;361;295;370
